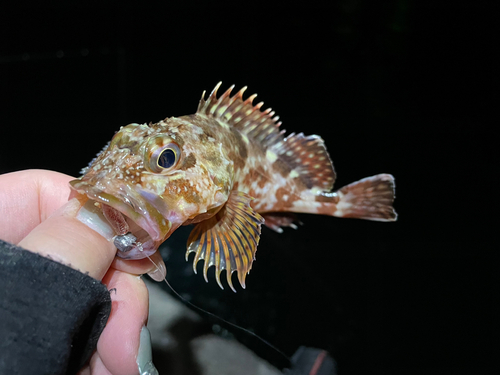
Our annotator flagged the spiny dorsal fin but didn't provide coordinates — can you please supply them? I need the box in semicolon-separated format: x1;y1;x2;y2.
197;83;336;192
197;82;286;151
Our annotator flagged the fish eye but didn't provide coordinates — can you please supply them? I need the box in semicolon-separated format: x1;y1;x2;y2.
157;147;178;169
146;138;181;173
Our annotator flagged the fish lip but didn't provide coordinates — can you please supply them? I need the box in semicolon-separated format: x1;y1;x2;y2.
69;179;170;243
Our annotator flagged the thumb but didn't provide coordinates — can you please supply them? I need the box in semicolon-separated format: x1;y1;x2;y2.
18;197;117;281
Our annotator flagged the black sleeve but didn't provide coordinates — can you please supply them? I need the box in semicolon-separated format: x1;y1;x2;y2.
0;240;112;375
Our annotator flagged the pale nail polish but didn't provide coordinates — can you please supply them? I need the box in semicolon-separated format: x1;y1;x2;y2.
76;200;115;240
137;326;159;375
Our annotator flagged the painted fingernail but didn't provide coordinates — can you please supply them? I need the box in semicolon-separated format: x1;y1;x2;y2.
76;200;115;240
137;326;159;375
147;259;167;282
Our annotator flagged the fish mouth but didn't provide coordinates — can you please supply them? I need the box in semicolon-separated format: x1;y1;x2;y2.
69;179;172;260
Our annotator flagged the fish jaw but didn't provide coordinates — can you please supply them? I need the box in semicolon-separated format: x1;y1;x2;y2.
69;178;173;259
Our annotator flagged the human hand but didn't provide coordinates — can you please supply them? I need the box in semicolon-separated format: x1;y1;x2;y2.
0;169;165;375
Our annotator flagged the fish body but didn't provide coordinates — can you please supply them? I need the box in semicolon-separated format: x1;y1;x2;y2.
70;83;397;291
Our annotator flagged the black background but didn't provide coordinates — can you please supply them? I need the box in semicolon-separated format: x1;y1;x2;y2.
0;2;496;374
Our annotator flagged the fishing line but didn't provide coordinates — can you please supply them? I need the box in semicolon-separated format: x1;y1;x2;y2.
144;254;291;364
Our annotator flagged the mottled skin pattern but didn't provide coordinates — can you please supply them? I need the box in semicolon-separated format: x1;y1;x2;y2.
70;83;397;291
182;114;305;213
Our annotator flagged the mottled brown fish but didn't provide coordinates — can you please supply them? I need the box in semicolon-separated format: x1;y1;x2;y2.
70;83;397;291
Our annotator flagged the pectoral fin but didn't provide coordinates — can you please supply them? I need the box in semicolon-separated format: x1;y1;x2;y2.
186;191;264;292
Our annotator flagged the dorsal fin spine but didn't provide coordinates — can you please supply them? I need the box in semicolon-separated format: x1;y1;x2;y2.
215;84;235;117
228;88;247;119
207;82;223;114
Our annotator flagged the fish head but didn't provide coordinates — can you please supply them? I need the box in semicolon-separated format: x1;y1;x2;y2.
70;118;234;259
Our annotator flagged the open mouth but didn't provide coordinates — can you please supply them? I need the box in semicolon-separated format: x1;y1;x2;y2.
69;179;172;260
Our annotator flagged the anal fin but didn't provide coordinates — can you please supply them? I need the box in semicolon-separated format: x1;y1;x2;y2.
262;212;301;233
186;191;264;292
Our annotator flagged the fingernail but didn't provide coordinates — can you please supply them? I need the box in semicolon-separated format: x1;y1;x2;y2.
76;200;115;240
137;326;159;375
147;259;167;282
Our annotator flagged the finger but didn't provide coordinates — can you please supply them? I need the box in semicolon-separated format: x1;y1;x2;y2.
111;250;167;282
90;352;113;375
18;196;117;280
97;269;149;375
77;352;113;375
0;169;73;244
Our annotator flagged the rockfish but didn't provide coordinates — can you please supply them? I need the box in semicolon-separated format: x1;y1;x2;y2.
70;83;397;291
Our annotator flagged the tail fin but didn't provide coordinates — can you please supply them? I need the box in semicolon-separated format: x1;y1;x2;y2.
334;174;397;221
